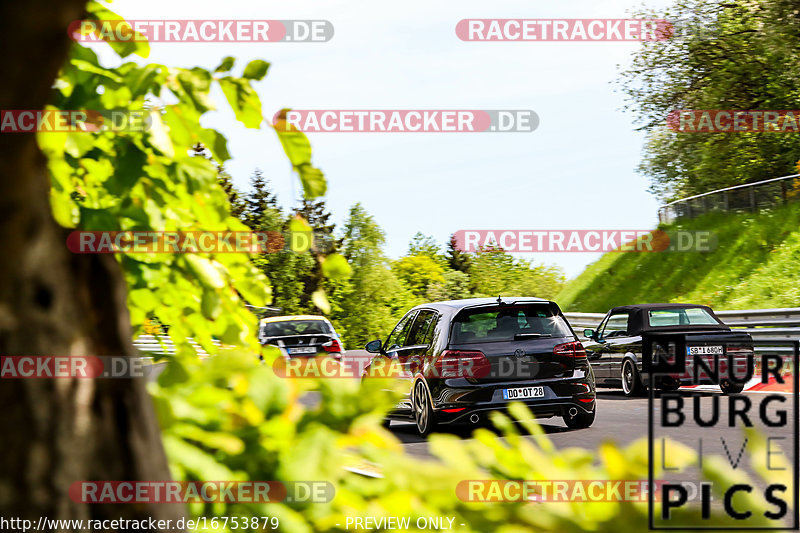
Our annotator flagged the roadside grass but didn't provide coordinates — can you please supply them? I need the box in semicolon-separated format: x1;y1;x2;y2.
556;202;800;312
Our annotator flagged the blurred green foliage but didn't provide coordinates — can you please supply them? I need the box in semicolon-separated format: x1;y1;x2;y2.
150;348;793;531
40;2;792;531
621;0;800;200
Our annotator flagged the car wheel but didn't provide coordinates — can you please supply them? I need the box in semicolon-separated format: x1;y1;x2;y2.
563;408;595;429
720;379;744;394
621;359;645;397
659;379;681;392
413;381;437;436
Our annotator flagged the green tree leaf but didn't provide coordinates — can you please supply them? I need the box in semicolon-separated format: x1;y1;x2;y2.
185;256;226;289
85;3;151;58
321;253;352;280
242;59;270;81
218;77;263;128
273;114;326;198
214;56;236;73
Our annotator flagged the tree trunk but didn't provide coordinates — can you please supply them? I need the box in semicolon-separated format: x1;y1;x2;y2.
0;1;184;527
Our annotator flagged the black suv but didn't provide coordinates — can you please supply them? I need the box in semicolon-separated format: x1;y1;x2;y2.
363;297;596;435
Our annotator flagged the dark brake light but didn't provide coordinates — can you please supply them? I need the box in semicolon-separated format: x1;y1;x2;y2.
553;341;587;360
430;350;491;379
725;345;753;354
322;338;343;353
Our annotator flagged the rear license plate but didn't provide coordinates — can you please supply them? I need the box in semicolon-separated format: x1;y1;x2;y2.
289;347;317;355
688;346;723;356
503;386;545;400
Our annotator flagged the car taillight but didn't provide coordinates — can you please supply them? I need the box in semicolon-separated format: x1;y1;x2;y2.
726;346;753;354
725;345;753;372
431;350;490;379
322;339;343;353
553;341;587;359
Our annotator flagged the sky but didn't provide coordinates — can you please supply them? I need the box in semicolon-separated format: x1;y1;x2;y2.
94;0;674;278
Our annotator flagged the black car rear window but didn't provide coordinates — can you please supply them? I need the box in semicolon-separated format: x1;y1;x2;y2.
647;308;720;327
261;320;331;337
451;305;572;343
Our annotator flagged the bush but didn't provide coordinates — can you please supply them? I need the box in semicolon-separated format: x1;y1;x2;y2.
151;347;791;531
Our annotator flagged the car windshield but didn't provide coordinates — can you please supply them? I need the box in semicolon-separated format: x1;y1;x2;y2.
452;305;572;343
261;320;331;337
647;308;720;327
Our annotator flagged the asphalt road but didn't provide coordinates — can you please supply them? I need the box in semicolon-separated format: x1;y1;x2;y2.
332;350;795;462
384;388;796;527
287;351;795;467
391;389;795;464
148;350;795;475
391;389;646;459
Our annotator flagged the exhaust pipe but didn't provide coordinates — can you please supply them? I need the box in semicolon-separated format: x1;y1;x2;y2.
469;414;480;424
568;407;578;418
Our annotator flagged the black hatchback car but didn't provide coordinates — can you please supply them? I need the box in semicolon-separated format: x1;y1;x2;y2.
362;297;596;435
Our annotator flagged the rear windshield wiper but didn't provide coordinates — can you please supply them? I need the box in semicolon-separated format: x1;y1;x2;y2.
514;333;552;340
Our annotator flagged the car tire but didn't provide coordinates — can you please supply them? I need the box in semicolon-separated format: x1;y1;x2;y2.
563;408;595;429
720;379;745;394
621;359;645;397
659;380;681;392
413;380;437;436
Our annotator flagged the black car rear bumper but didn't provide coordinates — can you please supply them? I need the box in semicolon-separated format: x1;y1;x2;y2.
428;373;595;425
436;398;595;425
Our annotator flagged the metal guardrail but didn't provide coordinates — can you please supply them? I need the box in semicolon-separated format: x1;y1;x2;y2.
133;308;800;359
657;173;800;224
133;335;218;362
133;305;281;360
565;308;800;354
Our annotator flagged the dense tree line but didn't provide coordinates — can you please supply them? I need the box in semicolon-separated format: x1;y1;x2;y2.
223;171;565;348
621;0;800;200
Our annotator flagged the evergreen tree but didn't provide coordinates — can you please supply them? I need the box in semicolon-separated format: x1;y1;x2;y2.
244;169;282;231
192;142;244;218
446;233;472;272
407;232;440;258
291;198;341;308
292;197;341;253
218;173;245;220
238;169;311;314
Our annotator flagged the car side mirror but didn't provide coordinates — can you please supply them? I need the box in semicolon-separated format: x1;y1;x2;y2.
583;328;595;340
365;339;382;354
